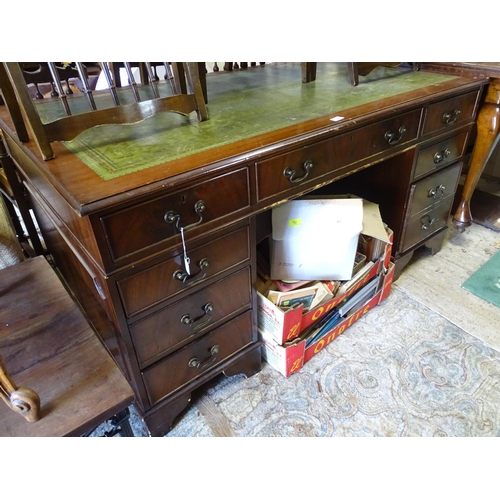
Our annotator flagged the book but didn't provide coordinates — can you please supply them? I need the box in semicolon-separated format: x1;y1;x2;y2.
337;276;378;317
336;261;375;297
274;279;313;292
299;306;342;348
268;283;322;311
310;281;334;309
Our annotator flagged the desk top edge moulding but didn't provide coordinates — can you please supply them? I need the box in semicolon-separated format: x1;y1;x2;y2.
0;62;489;436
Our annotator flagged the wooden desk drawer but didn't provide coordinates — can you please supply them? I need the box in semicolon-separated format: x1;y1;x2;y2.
407;162;462;219
256;109;421;201
118;225;251;317
256;138;334;201
142;310;254;406
414;132;468;180
100;168;250;263
331;108;421;167
130;267;252;367
400;198;454;253
423;91;479;136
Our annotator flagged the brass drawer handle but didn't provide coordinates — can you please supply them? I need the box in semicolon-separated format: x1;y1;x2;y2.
180;302;214;330
188;345;220;370
442;109;461;125
164;200;206;231
433;148;451;164
384;125;407;145
421;215;437;230
428;184;445;199
173;257;210;284
283;159;313;183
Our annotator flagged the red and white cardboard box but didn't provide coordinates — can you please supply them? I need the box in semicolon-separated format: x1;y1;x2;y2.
258;221;393;346
259;262;395;378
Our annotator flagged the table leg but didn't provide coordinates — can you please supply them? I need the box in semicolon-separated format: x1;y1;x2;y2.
453;79;500;232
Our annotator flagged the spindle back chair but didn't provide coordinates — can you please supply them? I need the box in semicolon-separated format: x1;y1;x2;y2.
0;62;208;160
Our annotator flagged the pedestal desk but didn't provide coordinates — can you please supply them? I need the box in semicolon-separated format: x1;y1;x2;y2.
0;63;488;436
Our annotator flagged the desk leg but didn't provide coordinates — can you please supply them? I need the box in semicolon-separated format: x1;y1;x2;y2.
453;79;500;232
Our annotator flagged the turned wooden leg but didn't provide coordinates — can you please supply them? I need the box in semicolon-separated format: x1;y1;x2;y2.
453;79;500;232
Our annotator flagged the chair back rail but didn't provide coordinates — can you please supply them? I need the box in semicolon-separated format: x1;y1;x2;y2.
1;62;208;160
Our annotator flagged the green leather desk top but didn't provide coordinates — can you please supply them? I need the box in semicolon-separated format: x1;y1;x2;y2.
37;63;457;181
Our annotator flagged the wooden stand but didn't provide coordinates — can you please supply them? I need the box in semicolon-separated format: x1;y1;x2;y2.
0;256;135;436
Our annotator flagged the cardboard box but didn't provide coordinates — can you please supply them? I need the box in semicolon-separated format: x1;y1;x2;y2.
258;256;379;345
258;211;393;346
270;197;364;281
260;262;395;377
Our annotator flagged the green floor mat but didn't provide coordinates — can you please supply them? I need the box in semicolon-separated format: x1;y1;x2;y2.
462;250;500;308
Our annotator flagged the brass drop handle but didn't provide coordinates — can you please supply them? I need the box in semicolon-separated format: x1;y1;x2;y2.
428;184;445;199
283;159;313;183
180;302;214;330
173;257;210;283
442;109;461;125
384;125;406;145
188;345;220;370
421;216;437;230
434;148;451;164
164;200;206;231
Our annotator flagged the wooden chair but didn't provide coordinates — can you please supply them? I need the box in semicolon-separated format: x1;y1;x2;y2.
0;255;135;436
302;62;415;86
0;132;45;256
0;62;208;160
346;62;407;86
18;62;101;99
110;62;209;105
221;62;266;71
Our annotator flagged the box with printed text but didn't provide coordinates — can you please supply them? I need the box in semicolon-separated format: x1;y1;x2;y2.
259;262;395;377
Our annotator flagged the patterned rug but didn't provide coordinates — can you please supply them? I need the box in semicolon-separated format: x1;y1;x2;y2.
125;284;500;437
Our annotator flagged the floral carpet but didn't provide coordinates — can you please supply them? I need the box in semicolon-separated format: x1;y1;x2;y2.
125;282;500;437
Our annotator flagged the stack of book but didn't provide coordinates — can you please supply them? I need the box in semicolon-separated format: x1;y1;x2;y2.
298;275;379;348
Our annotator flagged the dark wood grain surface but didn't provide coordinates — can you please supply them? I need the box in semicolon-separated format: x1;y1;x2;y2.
0;256;134;436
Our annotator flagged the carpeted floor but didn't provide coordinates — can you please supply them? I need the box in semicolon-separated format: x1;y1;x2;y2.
119;218;500;437
3;181;500;438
